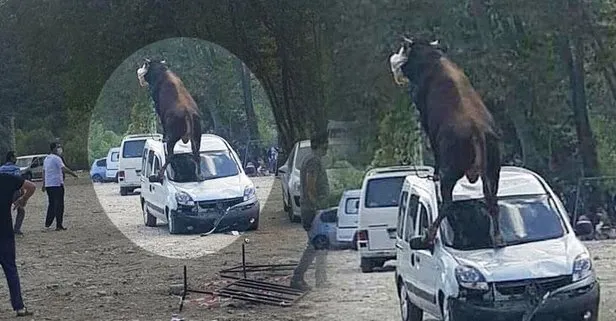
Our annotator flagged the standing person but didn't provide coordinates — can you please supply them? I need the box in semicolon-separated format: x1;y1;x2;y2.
0;152;27;235
42;142;78;231
0;172;36;316
290;132;330;291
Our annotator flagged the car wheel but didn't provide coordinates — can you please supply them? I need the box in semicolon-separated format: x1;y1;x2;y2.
400;282;423;321
142;201;157;227
120;187;128;196
361;258;374;273
92;174;103;183
313;235;329;250
442;297;458;321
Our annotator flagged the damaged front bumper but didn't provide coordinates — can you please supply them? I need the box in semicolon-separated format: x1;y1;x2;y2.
170;198;260;234
451;275;600;321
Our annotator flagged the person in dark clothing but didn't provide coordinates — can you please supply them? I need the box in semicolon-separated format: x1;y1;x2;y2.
0;152;26;235
290;132;330;291
0;172;35;316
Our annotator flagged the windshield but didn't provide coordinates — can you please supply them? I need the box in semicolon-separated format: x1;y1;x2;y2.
122;140;146;158
167;151;240;183
15;158;33;167
365;176;406;208
440;194;566;250
345;197;360;214
294;146;312;170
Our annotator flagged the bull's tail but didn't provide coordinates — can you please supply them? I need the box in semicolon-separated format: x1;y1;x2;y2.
181;113;192;144
466;128;486;184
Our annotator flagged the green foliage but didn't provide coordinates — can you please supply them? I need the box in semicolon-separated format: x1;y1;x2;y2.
325;166;366;208
15;127;55;156
88;121;122;164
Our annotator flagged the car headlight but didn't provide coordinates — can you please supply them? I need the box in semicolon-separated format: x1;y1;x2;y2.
455;265;489;291
175;191;195;206
572;252;593;282
244;185;256;201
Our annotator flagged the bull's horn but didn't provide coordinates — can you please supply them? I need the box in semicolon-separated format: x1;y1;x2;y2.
403;36;413;44
430;40;439;46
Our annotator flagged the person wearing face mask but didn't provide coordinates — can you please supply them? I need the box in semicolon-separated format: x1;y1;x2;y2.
42;142;78;231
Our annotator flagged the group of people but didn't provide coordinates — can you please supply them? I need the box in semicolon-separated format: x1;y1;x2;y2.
0;142;78;317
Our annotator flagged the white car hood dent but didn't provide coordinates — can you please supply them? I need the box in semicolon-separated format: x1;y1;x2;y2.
447;235;582;282
169;175;245;201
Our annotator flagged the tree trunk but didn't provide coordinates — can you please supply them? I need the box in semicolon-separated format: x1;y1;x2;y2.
236;58;259;140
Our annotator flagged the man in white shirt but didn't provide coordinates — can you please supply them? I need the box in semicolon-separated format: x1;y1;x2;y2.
42;143;78;231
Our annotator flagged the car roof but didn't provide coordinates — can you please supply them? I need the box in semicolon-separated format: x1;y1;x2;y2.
146;134;230;154
343;189;361;197
405;166;548;200
17;154;47;159
297;140;311;148
365;165;433;179
122;133;163;142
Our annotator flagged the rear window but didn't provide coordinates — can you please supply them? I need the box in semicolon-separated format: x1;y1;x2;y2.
365;176;406;208
345;198;360;214
96;159;107;167
122;140;146;158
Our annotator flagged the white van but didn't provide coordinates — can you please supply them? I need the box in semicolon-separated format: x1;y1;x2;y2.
395;166;599;321
336;189;361;249
118;133;162;196
105;147;120;182
357;165;433;273
139;134;260;234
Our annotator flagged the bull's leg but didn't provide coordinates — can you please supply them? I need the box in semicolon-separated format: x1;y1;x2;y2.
160;136;180;180
485;136;503;248
192;119;202;178
424;171;459;246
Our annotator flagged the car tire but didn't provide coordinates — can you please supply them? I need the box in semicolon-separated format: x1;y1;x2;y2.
120;187;128;196
313;235;329;250
142;202;157;227
442;297;460;321
399;282;423;321
92;174;103;183
361;258;375;273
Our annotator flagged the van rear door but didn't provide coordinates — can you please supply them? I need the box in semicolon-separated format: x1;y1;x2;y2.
363;176;406;251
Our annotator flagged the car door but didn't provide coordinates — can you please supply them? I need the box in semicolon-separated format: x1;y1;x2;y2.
400;193;420;302
141;150;156;213
411;190;440;315
280;143;297;203
150;155;167;218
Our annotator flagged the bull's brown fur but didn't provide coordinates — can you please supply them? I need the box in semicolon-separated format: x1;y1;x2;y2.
139;60;203;180
394;39;503;248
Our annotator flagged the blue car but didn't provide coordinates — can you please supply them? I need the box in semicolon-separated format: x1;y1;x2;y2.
90;158;108;183
308;207;339;250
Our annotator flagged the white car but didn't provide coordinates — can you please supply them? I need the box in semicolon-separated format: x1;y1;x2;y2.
357;165;433;273
335;189;361;249
277;140;312;223
118;133;163;196
105;147;120;182
395;166;599;321
140;134;259;234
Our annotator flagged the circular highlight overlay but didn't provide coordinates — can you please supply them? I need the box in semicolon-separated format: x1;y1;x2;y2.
89;37;277;259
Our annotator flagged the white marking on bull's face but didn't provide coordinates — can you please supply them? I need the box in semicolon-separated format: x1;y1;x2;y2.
390;45;409;86
430;40;439;46
137;62;149;87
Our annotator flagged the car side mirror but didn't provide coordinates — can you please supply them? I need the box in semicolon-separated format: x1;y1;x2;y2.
574;221;593;237
409;236;431;250
148;175;162;183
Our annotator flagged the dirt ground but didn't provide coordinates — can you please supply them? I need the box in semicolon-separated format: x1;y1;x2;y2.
0;175;614;321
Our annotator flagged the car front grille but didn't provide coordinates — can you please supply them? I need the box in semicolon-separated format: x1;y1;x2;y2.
197;197;244;212
494;275;572;296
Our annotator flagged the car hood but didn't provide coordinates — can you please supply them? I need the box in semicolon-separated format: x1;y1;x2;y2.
446;234;584;282
169;175;246;201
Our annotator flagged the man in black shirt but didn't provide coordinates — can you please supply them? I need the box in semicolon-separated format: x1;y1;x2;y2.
0;173;35;317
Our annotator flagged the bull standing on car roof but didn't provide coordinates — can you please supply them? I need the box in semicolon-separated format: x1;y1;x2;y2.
137;59;203;181
389;37;504;248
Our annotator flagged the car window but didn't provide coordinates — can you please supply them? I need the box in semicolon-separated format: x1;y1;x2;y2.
152;157;161;177
31;158;39;167
141;149;148;175
397;191;409;238
440;194;566;250
417;203;430;237
404;194;419;242
167;151;240;183
345;198;360;214
15;158;31;167
122;139;146;158
96;159;106;167
288;144;297;169
365;176;406;208
145;150;155;177
294;146;312;170
110;152;119;162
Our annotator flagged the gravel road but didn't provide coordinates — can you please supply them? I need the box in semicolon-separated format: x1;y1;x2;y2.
0;175;613;321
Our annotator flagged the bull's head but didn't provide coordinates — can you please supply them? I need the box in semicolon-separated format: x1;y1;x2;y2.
389;37;441;86
137;58;167;87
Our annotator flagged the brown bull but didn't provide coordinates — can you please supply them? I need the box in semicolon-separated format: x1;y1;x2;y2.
389;38;503;248
137;59;203;180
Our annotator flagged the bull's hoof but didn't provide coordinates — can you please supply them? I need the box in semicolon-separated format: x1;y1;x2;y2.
492;234;505;249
